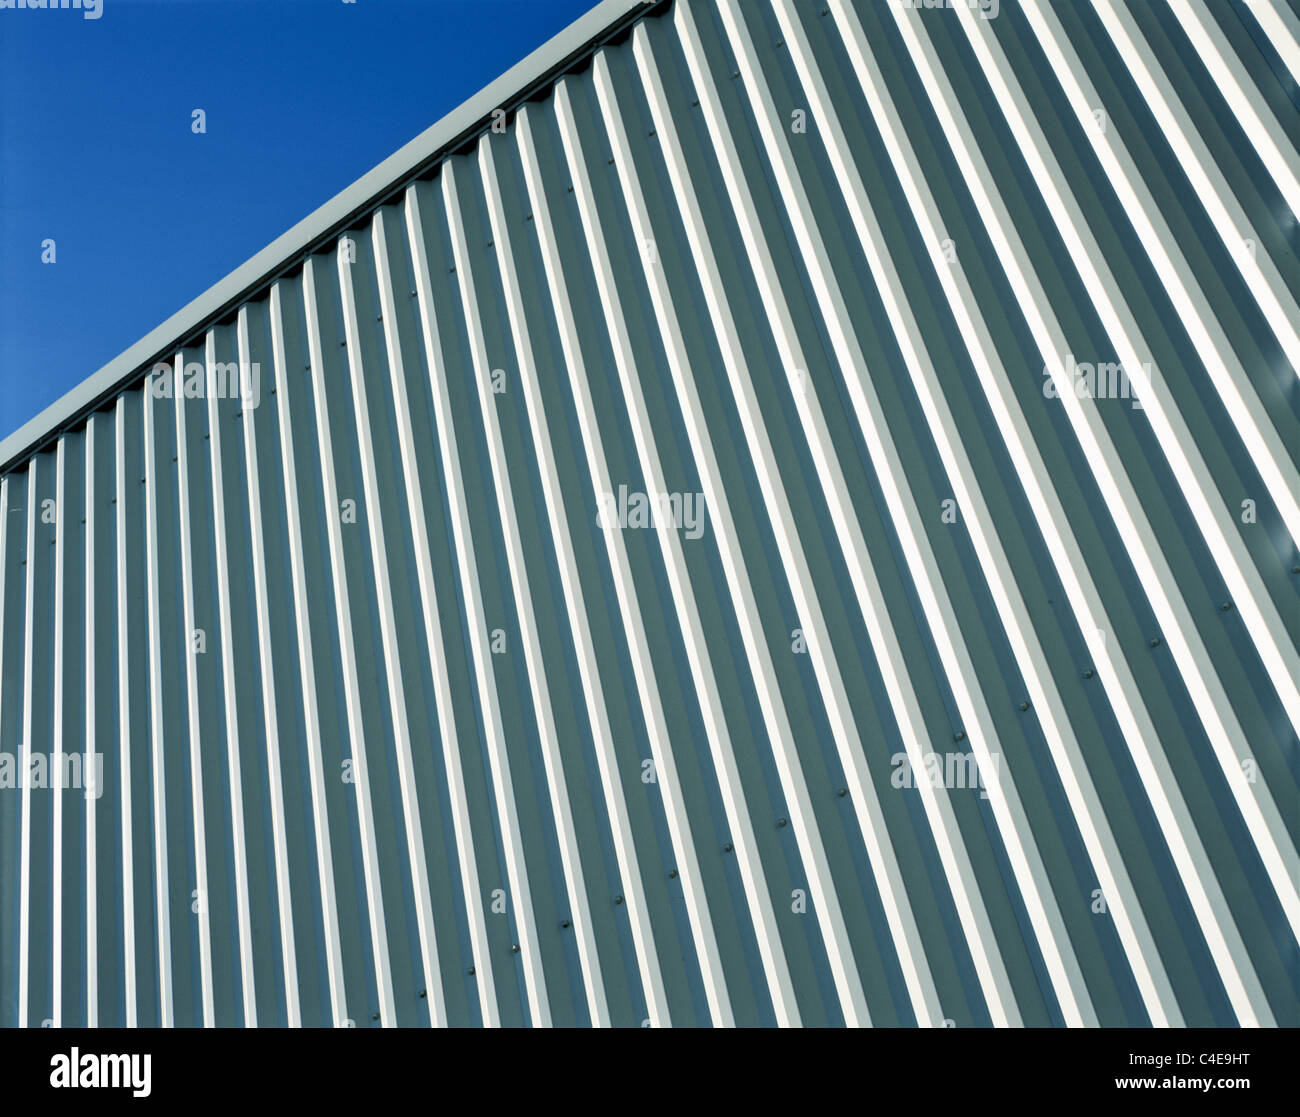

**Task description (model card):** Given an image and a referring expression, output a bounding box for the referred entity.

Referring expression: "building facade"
[1,0,1297,1026]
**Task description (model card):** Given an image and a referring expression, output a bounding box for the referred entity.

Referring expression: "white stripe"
[406,180,552,1028]
[1246,0,1300,89]
[666,3,1010,1028]
[301,256,397,1027]
[715,0,1098,1027]
[141,387,173,1027]
[890,1,1275,1026]
[476,140,672,1027]
[114,398,137,1028]
[172,351,215,1028]
[204,333,258,1025]
[515,101,734,1027]
[596,48,851,1028]
[52,439,65,1028]
[236,309,302,1027]
[950,0,1300,943]
[267,281,349,1027]
[380,206,502,1027]
[1023,0,1300,548]
[440,168,611,1026]
[84,418,98,1028]
[1169,0,1300,218]
[17,460,36,1027]
[798,0,1181,1027]
[334,231,443,1027]
[1091,0,1300,381]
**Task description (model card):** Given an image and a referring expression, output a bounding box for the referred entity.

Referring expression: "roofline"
[0,0,658,476]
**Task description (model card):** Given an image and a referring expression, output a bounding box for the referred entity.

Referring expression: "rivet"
[1292,565,1300,574]
[614,895,624,905]
[837,788,847,797]
[776,40,784,47]
[732,71,740,79]
[1018,701,1029,711]
[777,817,788,828]
[723,843,733,853]
[410,291,417,297]
[691,99,699,107]
[511,944,520,953]
[526,214,533,221]
[1150,637,1161,647]
[561,920,570,928]
[648,129,656,136]
[468,966,476,976]
[668,870,677,879]
[1220,602,1232,612]
[1083,668,1094,679]
[450,266,456,273]
[371,1012,379,1021]
[418,988,426,998]
[608,157,615,164]
[953,731,965,742]
[376,313,383,321]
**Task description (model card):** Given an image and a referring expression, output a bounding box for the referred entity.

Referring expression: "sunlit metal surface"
[1,0,1296,1027]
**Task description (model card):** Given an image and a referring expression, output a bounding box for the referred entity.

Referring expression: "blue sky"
[0,0,594,443]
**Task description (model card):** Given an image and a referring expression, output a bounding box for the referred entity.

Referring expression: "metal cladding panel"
[0,0,1297,1028]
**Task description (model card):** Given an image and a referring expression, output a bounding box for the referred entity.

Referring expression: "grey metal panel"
[0,0,1296,1027]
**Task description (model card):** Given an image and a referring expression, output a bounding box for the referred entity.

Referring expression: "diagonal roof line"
[0,0,656,477]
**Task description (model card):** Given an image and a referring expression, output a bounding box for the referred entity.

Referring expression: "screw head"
[1150,637,1161,647]
[1220,602,1232,611]
[561,920,570,929]
[777,817,788,828]
[953,731,966,742]
[837,788,847,798]
[468,966,476,976]
[1083,668,1094,679]
[668,870,678,879]
[614,895,624,905]
[371,1012,379,1021]
[418,988,426,998]
[723,843,733,853]
[1018,701,1030,711]
[511,944,520,953]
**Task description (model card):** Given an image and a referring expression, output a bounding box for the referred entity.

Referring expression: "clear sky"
[0,0,595,443]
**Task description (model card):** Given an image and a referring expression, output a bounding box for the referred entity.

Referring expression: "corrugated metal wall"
[1,0,1296,1027]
